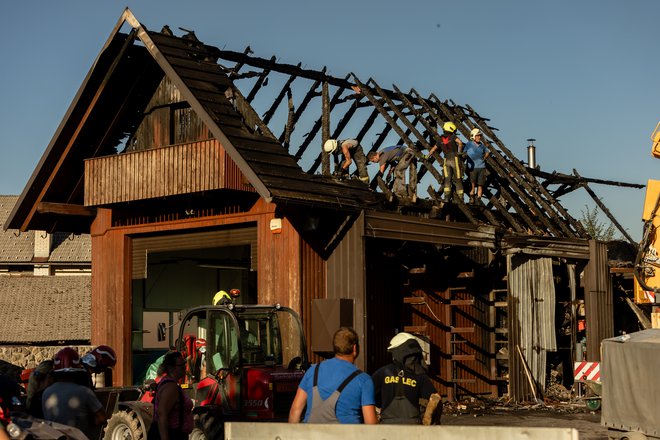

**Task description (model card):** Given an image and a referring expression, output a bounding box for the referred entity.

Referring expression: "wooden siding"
[257,214,301,311]
[84,139,254,206]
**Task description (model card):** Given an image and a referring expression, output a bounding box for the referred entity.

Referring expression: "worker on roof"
[367,144,418,202]
[323,139,370,183]
[464,128,490,204]
[427,122,464,202]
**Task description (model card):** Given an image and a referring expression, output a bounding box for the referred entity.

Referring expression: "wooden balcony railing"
[84,139,254,206]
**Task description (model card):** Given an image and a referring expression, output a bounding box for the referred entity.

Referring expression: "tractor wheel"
[191,412,224,440]
[104,410,146,440]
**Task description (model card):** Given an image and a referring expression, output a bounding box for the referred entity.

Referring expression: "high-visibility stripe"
[574,361,600,381]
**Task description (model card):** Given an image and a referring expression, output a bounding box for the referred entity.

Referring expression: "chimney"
[34,231,52,276]
[527,138,537,169]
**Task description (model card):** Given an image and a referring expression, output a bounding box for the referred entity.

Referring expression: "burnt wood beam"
[225,46,253,78]
[482,188,526,233]
[279,68,325,143]
[245,56,276,103]
[573,169,636,245]
[464,103,587,237]
[529,168,644,189]
[296,74,351,163]
[216,50,423,104]
[432,98,553,235]
[392,86,445,182]
[227,85,277,140]
[367,79,426,150]
[262,66,301,124]
[447,101,577,238]
[553,184,580,199]
[283,89,294,149]
[38,202,97,217]
[356,108,381,155]
[322,81,331,175]
[350,76,414,148]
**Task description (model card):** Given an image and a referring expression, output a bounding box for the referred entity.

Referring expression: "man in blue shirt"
[464,128,490,204]
[288,327,377,424]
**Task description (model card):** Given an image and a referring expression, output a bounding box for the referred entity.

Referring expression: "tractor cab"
[175,302,308,422]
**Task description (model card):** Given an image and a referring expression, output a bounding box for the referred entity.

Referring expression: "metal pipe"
[527,138,536,169]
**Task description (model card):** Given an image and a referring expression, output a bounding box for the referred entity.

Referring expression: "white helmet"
[387,332,417,350]
[470,128,482,140]
[323,139,338,153]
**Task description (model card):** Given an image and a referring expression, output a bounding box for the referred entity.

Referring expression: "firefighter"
[428,122,465,201]
[323,139,370,183]
[371,333,441,424]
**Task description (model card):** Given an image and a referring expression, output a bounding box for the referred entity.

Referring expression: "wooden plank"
[403,325,427,334]
[403,296,426,304]
[450,327,475,333]
[450,300,474,306]
[451,355,476,361]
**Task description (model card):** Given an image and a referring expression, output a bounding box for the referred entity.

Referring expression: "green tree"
[579,205,616,241]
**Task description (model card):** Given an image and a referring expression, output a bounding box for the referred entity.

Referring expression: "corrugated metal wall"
[301,239,326,365]
[584,240,614,361]
[507,255,557,402]
[326,213,366,370]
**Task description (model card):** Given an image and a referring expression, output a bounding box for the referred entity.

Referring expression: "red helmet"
[53,347,82,371]
[82,345,117,372]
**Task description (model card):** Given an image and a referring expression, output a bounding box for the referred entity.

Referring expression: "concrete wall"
[225,422,579,440]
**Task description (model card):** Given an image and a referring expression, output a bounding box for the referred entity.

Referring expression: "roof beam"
[37,202,97,217]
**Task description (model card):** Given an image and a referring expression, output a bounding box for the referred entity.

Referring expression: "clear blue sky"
[1,0,658,241]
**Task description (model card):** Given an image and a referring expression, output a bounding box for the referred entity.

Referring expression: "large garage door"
[131,224,257,279]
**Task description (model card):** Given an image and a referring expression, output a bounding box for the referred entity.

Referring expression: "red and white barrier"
[574,361,600,382]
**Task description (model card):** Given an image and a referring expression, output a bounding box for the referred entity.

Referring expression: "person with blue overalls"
[288,327,377,424]
[463,128,490,204]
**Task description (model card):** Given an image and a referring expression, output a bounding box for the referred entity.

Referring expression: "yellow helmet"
[323,139,338,153]
[443,122,457,133]
[212,290,231,305]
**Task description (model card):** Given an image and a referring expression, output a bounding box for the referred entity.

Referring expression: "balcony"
[84,139,254,206]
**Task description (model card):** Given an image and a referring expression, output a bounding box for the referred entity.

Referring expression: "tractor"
[103,300,308,439]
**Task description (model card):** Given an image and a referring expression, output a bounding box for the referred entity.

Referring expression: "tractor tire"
[104,409,147,440]
[191,412,224,440]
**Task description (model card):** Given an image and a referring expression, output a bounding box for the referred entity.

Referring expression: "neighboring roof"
[0,195,90,264]
[0,196,34,263]
[0,276,91,343]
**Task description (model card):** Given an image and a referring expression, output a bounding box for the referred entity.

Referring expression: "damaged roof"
[5,8,637,243]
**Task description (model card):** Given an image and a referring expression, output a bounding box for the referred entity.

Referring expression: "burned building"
[4,8,639,402]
